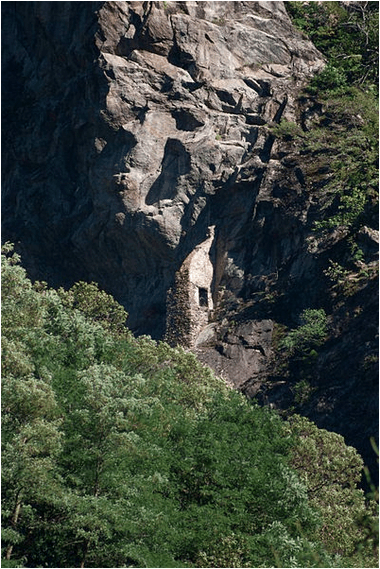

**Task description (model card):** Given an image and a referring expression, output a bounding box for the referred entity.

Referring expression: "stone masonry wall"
[165,227,215,347]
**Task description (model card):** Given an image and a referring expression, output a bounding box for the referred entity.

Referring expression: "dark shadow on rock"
[145,138,191,205]
[243,77,272,97]
[171,109,204,131]
[167,41,198,80]
[259,133,275,163]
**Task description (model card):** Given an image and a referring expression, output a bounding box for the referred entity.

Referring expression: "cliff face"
[2,2,378,473]
[2,0,323,337]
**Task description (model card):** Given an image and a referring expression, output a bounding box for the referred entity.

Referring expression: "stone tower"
[165,226,215,347]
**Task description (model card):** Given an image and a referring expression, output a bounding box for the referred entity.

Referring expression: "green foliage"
[287,1,379,90]
[324,254,378,298]
[57,281,129,335]
[2,245,376,567]
[308,63,348,96]
[1,243,45,335]
[270,120,304,141]
[293,379,316,406]
[286,2,379,234]
[167,394,334,568]
[286,416,378,567]
[324,260,350,287]
[280,309,328,356]
[305,88,378,233]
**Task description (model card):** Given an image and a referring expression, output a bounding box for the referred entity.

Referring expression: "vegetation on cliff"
[231,0,379,475]
[2,245,377,568]
[287,0,378,233]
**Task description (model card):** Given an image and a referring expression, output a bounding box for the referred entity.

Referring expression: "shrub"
[270,120,304,141]
[308,63,348,96]
[280,309,328,356]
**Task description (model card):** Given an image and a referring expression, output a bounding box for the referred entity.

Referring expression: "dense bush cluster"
[1,245,377,568]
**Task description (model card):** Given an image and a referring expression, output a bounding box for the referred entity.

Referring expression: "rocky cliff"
[2,2,378,476]
[2,0,324,335]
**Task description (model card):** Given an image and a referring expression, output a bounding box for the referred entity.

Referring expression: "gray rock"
[2,0,324,337]
[196,319,274,390]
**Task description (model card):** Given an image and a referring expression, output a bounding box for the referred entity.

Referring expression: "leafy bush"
[270,120,304,141]
[308,63,348,96]
[280,309,328,356]
[57,281,129,335]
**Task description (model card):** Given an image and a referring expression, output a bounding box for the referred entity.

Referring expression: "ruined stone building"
[165,226,215,347]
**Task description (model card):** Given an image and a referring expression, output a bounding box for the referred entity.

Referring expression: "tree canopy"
[1,244,377,568]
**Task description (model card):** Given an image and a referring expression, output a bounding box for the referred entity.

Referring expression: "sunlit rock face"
[2,1,324,337]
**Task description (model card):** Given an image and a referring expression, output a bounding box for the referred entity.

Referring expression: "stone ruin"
[165,226,215,347]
